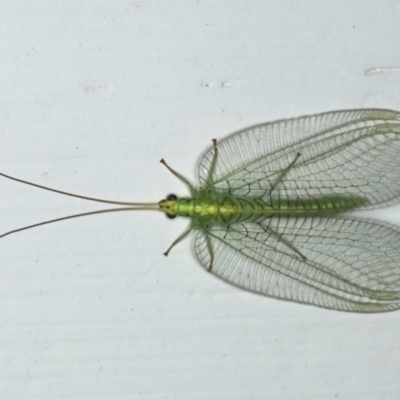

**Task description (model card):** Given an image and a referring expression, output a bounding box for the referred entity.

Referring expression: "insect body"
[2,108,400,313]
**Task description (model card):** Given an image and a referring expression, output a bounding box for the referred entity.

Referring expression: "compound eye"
[166,213,176,219]
[166,194,177,201]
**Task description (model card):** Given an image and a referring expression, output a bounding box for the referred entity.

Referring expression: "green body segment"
[160,189,368,226]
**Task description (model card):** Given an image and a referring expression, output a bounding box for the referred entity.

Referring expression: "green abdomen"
[270,196,369,216]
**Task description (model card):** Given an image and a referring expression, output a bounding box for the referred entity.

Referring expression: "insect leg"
[269,152,301,194]
[206,234,215,271]
[206,139,218,184]
[260,221,307,261]
[163,224,193,256]
[160,159,196,196]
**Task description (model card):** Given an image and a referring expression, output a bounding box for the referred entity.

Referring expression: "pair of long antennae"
[0,140,217,244]
[0,170,161,240]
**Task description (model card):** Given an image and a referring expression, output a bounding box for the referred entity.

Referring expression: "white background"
[1,1,400,399]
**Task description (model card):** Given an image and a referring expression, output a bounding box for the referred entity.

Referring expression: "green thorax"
[160,189,368,226]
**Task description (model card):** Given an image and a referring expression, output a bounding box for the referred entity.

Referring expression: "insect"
[2,109,400,313]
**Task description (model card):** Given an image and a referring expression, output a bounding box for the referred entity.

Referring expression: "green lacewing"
[2,108,400,313]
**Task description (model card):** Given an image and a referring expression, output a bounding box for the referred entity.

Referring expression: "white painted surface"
[0,1,400,399]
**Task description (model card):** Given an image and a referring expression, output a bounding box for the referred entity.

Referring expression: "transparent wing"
[194,217,400,312]
[198,109,400,208]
